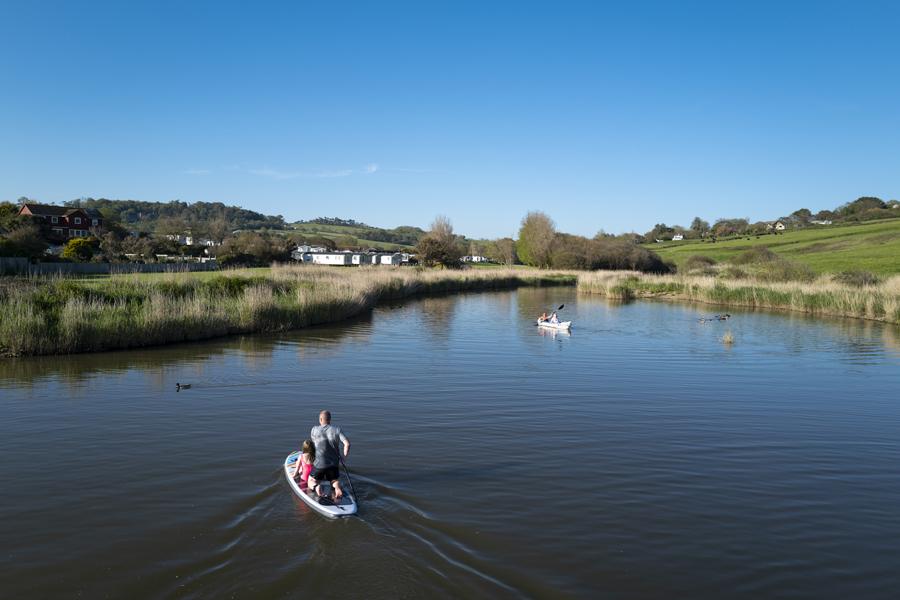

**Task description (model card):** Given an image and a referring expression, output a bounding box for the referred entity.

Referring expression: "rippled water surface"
[2,288,900,598]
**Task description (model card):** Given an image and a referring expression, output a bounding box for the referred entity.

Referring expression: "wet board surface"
[284,451,357,518]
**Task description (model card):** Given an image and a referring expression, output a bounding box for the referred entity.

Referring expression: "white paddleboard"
[537,319,572,330]
[284,451,358,518]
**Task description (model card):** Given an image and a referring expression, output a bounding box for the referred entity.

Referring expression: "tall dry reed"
[577,271,900,324]
[0,266,575,356]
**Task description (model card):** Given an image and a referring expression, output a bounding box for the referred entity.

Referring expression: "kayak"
[537,319,572,330]
[284,451,358,518]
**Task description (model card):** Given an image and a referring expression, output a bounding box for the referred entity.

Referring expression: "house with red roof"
[17,203,104,242]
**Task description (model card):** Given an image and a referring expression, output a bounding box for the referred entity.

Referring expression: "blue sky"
[1,1,898,238]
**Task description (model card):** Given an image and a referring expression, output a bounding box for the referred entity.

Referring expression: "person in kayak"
[292,439,315,486]
[308,410,350,500]
[538,311,548,323]
[549,311,559,325]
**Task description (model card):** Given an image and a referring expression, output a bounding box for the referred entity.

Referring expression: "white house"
[295,244,328,254]
[166,233,193,245]
[462,255,490,263]
[379,253,402,266]
[671,234,684,241]
[810,219,833,225]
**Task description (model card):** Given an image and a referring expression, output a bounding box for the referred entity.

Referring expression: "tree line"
[67,198,288,235]
[644,196,900,242]
[415,212,671,273]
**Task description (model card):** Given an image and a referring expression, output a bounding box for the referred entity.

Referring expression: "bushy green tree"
[690,217,710,236]
[61,237,99,261]
[517,211,556,268]
[1,223,48,259]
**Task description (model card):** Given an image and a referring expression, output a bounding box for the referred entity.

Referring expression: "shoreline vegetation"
[577,271,900,325]
[0,266,575,357]
[2,264,899,358]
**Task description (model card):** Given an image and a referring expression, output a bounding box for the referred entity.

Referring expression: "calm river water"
[2,288,900,599]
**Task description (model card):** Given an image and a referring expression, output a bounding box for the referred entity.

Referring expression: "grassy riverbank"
[577,271,900,324]
[0,265,575,357]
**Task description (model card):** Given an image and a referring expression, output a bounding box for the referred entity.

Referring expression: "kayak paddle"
[535,304,565,324]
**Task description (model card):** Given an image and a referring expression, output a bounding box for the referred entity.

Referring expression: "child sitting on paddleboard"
[293,440,315,486]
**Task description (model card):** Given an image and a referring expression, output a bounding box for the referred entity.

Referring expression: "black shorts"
[311,466,339,481]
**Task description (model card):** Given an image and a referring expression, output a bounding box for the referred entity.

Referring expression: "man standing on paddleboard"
[308,410,351,500]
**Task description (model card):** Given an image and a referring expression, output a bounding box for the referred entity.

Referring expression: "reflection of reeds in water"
[0,266,576,357]
[578,271,900,325]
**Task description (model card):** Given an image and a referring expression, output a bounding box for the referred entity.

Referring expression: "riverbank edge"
[0,268,577,357]
[576,271,900,325]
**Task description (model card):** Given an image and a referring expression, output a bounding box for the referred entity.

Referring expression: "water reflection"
[0,313,374,389]
[2,289,900,599]
[415,295,458,342]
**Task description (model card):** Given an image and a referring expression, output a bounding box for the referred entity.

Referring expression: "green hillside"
[289,220,421,250]
[647,218,900,275]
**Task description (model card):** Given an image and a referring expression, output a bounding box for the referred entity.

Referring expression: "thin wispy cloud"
[316,169,354,178]
[246,164,380,180]
[190,164,427,179]
[247,167,305,180]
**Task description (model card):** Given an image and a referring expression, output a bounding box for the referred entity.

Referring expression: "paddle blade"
[558,304,565,310]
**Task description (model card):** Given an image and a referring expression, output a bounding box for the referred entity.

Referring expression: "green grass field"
[646,219,900,275]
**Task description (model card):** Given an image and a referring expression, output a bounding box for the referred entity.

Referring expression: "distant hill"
[65,198,287,233]
[290,218,425,250]
[647,218,900,275]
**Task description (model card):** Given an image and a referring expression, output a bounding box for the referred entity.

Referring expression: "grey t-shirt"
[311,424,347,469]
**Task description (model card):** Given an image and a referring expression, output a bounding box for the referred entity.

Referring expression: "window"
[74,217,81,225]
[92,219,98,226]
[52,228,63,235]
[51,216,59,224]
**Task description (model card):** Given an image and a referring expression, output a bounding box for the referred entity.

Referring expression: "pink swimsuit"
[299,460,312,484]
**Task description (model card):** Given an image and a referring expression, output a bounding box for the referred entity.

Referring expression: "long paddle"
[338,453,359,505]
[536,304,565,324]
[329,437,359,506]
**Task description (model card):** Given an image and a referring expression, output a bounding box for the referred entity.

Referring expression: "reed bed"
[577,271,900,325]
[0,266,575,356]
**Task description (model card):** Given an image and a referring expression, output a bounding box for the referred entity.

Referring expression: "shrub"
[732,246,780,265]
[720,266,748,279]
[61,237,99,262]
[684,255,717,271]
[2,223,48,259]
[753,259,816,282]
[835,270,881,287]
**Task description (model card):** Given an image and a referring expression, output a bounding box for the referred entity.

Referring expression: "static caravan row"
[310,253,352,265]
[291,251,403,266]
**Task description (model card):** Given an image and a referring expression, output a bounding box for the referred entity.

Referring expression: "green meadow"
[647,219,900,275]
